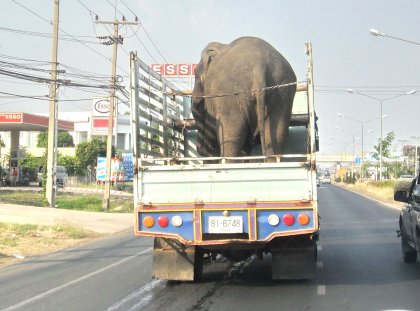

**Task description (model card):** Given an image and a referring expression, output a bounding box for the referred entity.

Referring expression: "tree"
[371,131,396,161]
[75,139,114,173]
[57,154,79,175]
[37,131,74,148]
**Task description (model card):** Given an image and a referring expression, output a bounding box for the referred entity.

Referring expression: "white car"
[322,176,331,184]
[399,175,414,180]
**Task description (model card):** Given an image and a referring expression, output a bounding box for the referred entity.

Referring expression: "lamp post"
[347,89,416,180]
[334,127,361,178]
[337,113,384,178]
[369,28,420,46]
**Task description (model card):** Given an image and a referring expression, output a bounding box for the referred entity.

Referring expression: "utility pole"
[46,0,60,207]
[96,18,137,210]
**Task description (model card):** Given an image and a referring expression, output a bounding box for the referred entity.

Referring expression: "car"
[322,176,331,184]
[395,177,420,262]
[399,174,415,180]
[37,165,68,187]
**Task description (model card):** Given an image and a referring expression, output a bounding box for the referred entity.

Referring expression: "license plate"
[208,216,243,234]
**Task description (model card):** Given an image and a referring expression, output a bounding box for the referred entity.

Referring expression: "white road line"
[0,247,153,311]
[317,285,326,296]
[126,293,154,311]
[316,261,324,268]
[317,245,322,251]
[106,279,163,311]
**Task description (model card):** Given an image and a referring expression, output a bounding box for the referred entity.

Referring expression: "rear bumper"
[135,201,318,246]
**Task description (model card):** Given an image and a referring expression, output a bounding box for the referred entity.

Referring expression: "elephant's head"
[192,42,225,105]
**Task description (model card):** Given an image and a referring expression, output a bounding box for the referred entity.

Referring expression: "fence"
[130,52,197,159]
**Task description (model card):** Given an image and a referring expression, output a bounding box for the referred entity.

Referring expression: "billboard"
[96,155,133,182]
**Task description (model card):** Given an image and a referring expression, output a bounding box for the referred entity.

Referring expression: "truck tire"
[401,233,417,263]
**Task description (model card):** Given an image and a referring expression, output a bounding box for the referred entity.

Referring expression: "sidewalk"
[0,203,133,234]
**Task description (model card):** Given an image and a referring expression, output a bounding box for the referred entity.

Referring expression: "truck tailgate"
[138,162,313,204]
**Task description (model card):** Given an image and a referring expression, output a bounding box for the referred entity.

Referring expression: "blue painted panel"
[257,210,314,240]
[139,211,194,241]
[201,210,249,234]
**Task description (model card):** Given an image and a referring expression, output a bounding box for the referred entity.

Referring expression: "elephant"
[191,36,297,158]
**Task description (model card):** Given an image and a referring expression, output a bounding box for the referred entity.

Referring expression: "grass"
[56,194,133,213]
[0,191,133,213]
[337,180,401,207]
[0,222,93,265]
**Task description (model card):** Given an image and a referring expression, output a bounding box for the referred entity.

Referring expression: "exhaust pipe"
[310,233,319,241]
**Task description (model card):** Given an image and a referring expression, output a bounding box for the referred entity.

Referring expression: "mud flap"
[152,237,203,281]
[271,239,316,280]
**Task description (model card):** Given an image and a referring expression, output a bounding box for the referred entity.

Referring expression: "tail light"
[268,214,280,226]
[283,214,295,226]
[158,216,169,228]
[298,213,310,226]
[143,216,155,228]
[171,215,183,227]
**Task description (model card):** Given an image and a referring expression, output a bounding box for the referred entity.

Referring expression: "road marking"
[317,285,326,295]
[317,245,322,251]
[106,279,163,311]
[0,247,153,311]
[316,261,324,268]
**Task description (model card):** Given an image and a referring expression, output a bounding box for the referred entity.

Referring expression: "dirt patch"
[0,223,101,267]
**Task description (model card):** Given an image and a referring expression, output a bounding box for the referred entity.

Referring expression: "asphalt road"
[1,184,420,311]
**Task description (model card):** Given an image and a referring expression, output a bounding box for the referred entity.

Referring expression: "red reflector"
[283,214,295,226]
[158,216,169,228]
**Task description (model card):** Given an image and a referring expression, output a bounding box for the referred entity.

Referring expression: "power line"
[0,90,95,102]
[11,0,119,69]
[0,26,100,44]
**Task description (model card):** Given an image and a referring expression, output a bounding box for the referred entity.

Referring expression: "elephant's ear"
[202,42,225,69]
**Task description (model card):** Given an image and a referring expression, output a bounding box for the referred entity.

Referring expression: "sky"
[0,0,419,157]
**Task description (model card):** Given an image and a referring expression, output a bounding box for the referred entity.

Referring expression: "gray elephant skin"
[192,36,297,157]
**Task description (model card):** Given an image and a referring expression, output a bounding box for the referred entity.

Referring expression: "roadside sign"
[91,97,115,136]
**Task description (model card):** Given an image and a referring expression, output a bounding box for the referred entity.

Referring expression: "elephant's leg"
[264,106,291,157]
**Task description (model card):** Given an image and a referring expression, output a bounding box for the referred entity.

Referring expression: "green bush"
[394,180,412,193]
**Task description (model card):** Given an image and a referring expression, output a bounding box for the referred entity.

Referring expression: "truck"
[129,43,319,281]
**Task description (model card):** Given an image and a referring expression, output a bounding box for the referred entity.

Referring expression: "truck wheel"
[401,233,417,263]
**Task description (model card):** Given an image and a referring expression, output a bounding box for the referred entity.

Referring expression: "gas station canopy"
[0,112,73,132]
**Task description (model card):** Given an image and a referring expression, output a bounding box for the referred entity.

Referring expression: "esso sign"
[150,64,197,77]
[92,98,110,117]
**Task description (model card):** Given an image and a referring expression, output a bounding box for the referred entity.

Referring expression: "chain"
[167,81,304,99]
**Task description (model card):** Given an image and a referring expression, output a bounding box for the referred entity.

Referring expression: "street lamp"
[335,126,361,177]
[369,28,420,46]
[347,89,416,180]
[336,113,382,178]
